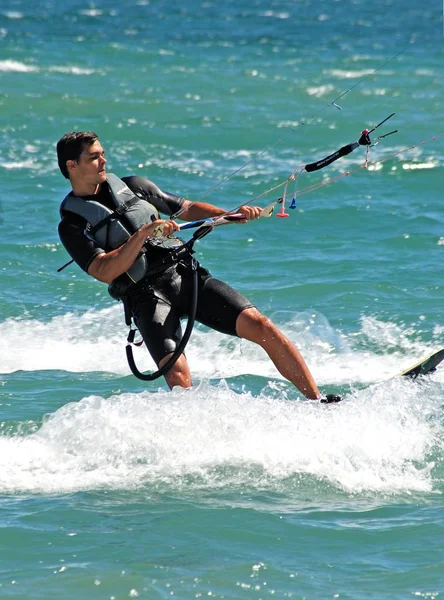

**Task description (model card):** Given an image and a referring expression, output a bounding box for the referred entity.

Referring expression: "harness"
[123,223,213,381]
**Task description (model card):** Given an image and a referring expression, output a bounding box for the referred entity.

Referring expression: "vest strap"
[90,194,142,235]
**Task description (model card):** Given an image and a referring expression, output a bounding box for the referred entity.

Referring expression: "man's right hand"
[138,219,180,240]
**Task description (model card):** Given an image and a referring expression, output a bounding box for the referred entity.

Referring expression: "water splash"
[0,377,442,496]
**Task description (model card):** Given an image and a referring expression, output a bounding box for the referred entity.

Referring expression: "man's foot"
[320,394,342,404]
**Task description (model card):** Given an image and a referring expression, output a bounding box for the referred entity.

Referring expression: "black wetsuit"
[58,176,253,364]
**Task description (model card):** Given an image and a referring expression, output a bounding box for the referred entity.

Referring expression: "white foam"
[2,11,23,19]
[0,158,40,170]
[327,68,386,79]
[0,378,441,495]
[1,307,442,496]
[0,307,128,375]
[0,60,100,75]
[48,66,97,75]
[1,309,442,388]
[0,59,38,72]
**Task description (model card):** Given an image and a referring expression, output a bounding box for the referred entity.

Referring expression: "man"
[57,131,341,402]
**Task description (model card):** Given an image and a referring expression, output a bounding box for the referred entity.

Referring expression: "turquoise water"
[1,0,444,598]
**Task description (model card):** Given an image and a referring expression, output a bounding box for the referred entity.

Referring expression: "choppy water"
[1,0,443,598]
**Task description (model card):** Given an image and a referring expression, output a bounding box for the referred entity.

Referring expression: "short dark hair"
[56,131,99,179]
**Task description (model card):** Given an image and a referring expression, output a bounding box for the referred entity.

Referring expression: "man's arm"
[123,176,262,222]
[87,219,179,284]
[178,200,262,222]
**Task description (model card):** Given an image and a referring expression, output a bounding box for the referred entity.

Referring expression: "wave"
[0,377,441,496]
[0,307,443,387]
[0,59,99,75]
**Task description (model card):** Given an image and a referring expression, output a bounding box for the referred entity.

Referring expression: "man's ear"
[66,159,77,174]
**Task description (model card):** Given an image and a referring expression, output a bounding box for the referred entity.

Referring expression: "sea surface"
[1,0,443,598]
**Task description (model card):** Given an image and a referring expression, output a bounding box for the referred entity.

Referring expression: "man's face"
[68,140,107,186]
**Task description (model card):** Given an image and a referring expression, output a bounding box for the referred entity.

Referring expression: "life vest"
[60,173,182,284]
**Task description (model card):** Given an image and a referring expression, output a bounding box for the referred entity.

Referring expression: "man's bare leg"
[159,353,192,389]
[235,307,321,399]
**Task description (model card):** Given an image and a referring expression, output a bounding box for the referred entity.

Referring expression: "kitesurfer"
[56,131,340,403]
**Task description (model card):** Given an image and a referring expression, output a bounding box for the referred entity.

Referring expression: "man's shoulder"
[59,194,88,228]
[121,175,145,185]
[59,191,83,216]
[120,175,157,195]
[119,175,183,211]
[58,211,87,235]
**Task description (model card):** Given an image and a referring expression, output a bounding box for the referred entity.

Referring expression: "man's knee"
[236,307,275,341]
[160,353,192,388]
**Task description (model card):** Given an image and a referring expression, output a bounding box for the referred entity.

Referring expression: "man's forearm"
[179,200,227,221]
[87,229,147,284]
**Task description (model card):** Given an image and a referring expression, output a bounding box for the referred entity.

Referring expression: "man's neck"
[71,181,101,197]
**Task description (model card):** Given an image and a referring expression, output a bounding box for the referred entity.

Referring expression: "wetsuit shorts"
[126,262,254,365]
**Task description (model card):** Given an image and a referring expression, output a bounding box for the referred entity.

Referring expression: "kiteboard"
[398,348,444,379]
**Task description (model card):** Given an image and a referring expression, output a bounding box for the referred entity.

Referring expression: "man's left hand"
[238,205,262,221]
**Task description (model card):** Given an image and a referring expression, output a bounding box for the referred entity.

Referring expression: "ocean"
[1,0,443,598]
